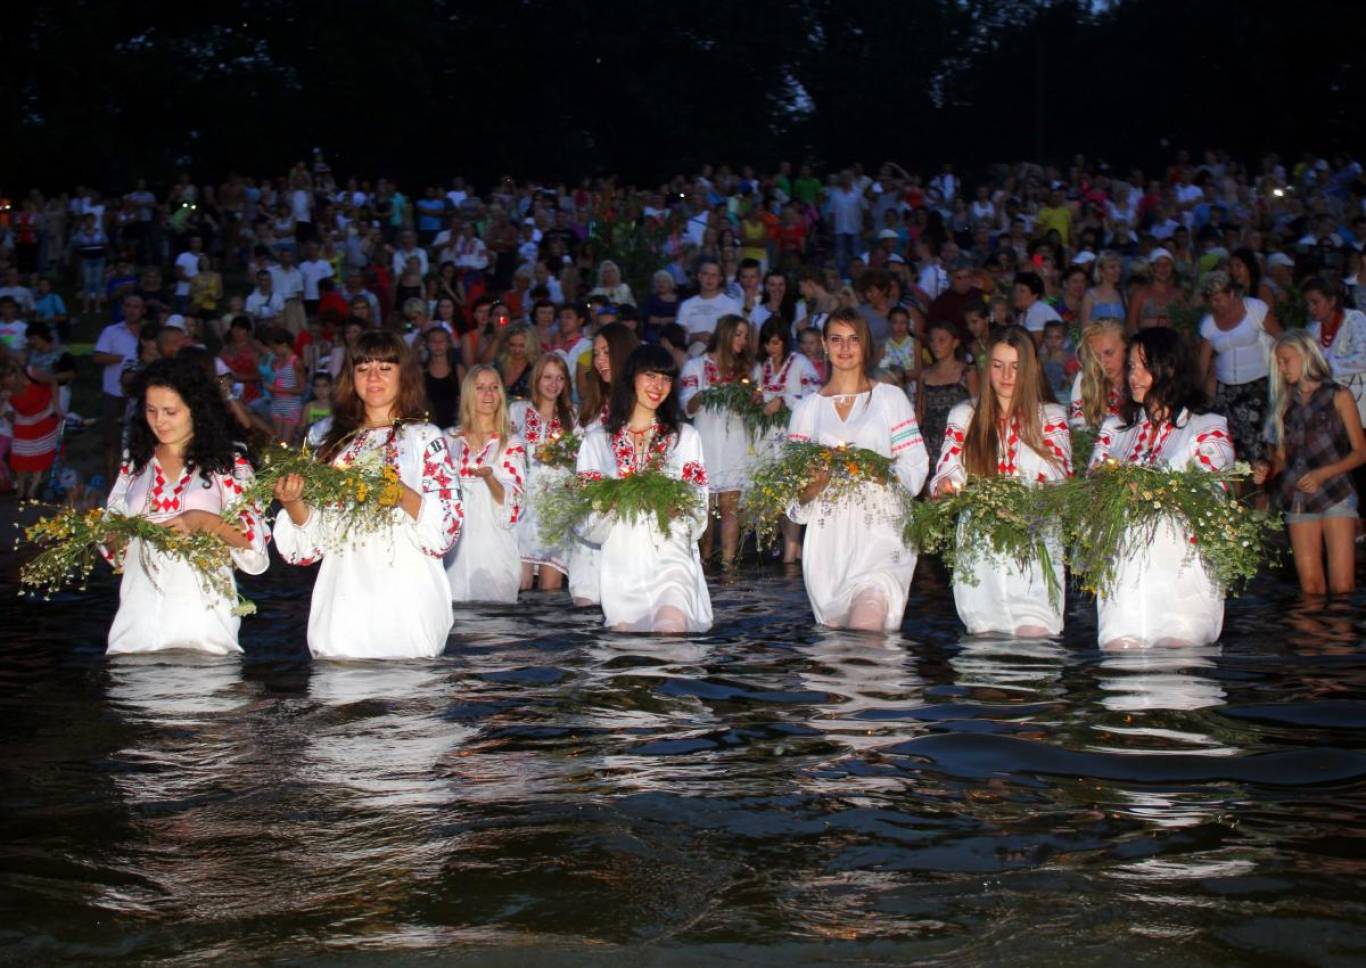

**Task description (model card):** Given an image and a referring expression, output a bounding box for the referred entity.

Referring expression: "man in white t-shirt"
[291,185,313,241]
[271,248,305,302]
[826,171,867,278]
[173,236,203,310]
[1014,271,1061,346]
[298,241,333,315]
[0,267,35,313]
[676,260,741,354]
[390,229,430,278]
[92,293,147,481]
[245,270,285,325]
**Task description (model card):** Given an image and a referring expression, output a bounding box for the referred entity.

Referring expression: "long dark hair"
[963,326,1063,478]
[758,316,792,366]
[1121,327,1207,428]
[128,356,239,484]
[579,322,639,428]
[319,330,429,461]
[607,344,683,439]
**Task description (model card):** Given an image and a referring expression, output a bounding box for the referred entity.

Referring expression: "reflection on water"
[1,560,1365,964]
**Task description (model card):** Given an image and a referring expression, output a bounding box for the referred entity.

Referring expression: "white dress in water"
[785,384,930,631]
[930,401,1072,636]
[104,452,270,655]
[1089,409,1234,647]
[752,351,821,454]
[443,431,526,603]
[566,407,608,606]
[273,423,463,659]
[508,401,570,576]
[680,354,754,493]
[575,421,714,633]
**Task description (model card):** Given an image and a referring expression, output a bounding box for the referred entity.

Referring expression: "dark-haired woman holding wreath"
[104,356,271,655]
[1089,327,1234,648]
[575,344,713,634]
[272,331,463,659]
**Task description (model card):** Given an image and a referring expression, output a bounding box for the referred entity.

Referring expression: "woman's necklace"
[831,381,869,406]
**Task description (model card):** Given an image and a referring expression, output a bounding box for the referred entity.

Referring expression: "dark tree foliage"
[2,0,1361,193]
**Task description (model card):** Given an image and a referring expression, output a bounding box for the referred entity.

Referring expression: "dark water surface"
[2,547,1365,966]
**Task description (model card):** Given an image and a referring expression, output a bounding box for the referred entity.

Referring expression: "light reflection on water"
[0,559,1364,964]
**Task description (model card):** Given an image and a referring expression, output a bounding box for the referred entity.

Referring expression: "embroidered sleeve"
[1040,416,1074,481]
[413,431,464,556]
[221,454,271,575]
[98,455,136,567]
[886,389,929,495]
[496,442,528,529]
[1088,423,1117,471]
[929,406,969,492]
[1192,423,1234,473]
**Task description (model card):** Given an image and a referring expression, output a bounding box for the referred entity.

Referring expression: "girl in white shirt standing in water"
[784,308,930,632]
[444,365,527,604]
[575,344,713,634]
[930,326,1072,637]
[509,354,577,592]
[273,331,463,660]
[567,323,638,606]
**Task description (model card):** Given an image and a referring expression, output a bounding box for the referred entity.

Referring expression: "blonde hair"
[494,322,538,374]
[1092,251,1122,286]
[457,364,510,446]
[1077,318,1127,429]
[963,325,1065,478]
[1267,329,1335,448]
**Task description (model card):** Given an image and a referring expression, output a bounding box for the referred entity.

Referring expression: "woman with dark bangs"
[272,331,464,659]
[930,326,1072,637]
[567,322,639,607]
[1089,327,1234,648]
[575,345,713,634]
[104,356,271,655]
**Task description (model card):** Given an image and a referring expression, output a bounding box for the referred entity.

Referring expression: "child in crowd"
[881,305,919,402]
[798,327,827,383]
[264,328,305,442]
[305,372,334,430]
[988,295,1012,328]
[1039,319,1078,403]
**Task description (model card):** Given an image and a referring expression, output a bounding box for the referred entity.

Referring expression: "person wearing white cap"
[1264,252,1296,304]
[1126,247,1187,333]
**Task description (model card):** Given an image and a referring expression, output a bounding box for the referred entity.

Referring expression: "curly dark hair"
[127,356,240,484]
[1120,327,1208,429]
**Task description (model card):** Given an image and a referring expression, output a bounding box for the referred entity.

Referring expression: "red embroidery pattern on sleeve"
[681,461,708,486]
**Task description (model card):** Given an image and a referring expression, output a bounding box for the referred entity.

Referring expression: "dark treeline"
[4,0,1363,192]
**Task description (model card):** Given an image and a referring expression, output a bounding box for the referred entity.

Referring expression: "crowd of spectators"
[1,147,1364,497]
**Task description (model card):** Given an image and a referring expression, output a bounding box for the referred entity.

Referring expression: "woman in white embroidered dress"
[1089,327,1235,648]
[509,354,576,591]
[753,316,822,562]
[567,323,638,606]
[786,308,930,632]
[273,331,463,659]
[444,365,526,603]
[930,326,1072,636]
[680,313,756,567]
[105,357,270,655]
[576,344,713,634]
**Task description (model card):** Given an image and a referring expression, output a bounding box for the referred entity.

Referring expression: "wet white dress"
[785,384,930,631]
[576,422,713,633]
[1089,409,1234,647]
[680,354,754,493]
[930,401,1072,636]
[273,423,463,659]
[443,431,526,603]
[104,452,271,655]
[509,401,570,576]
[566,409,606,605]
